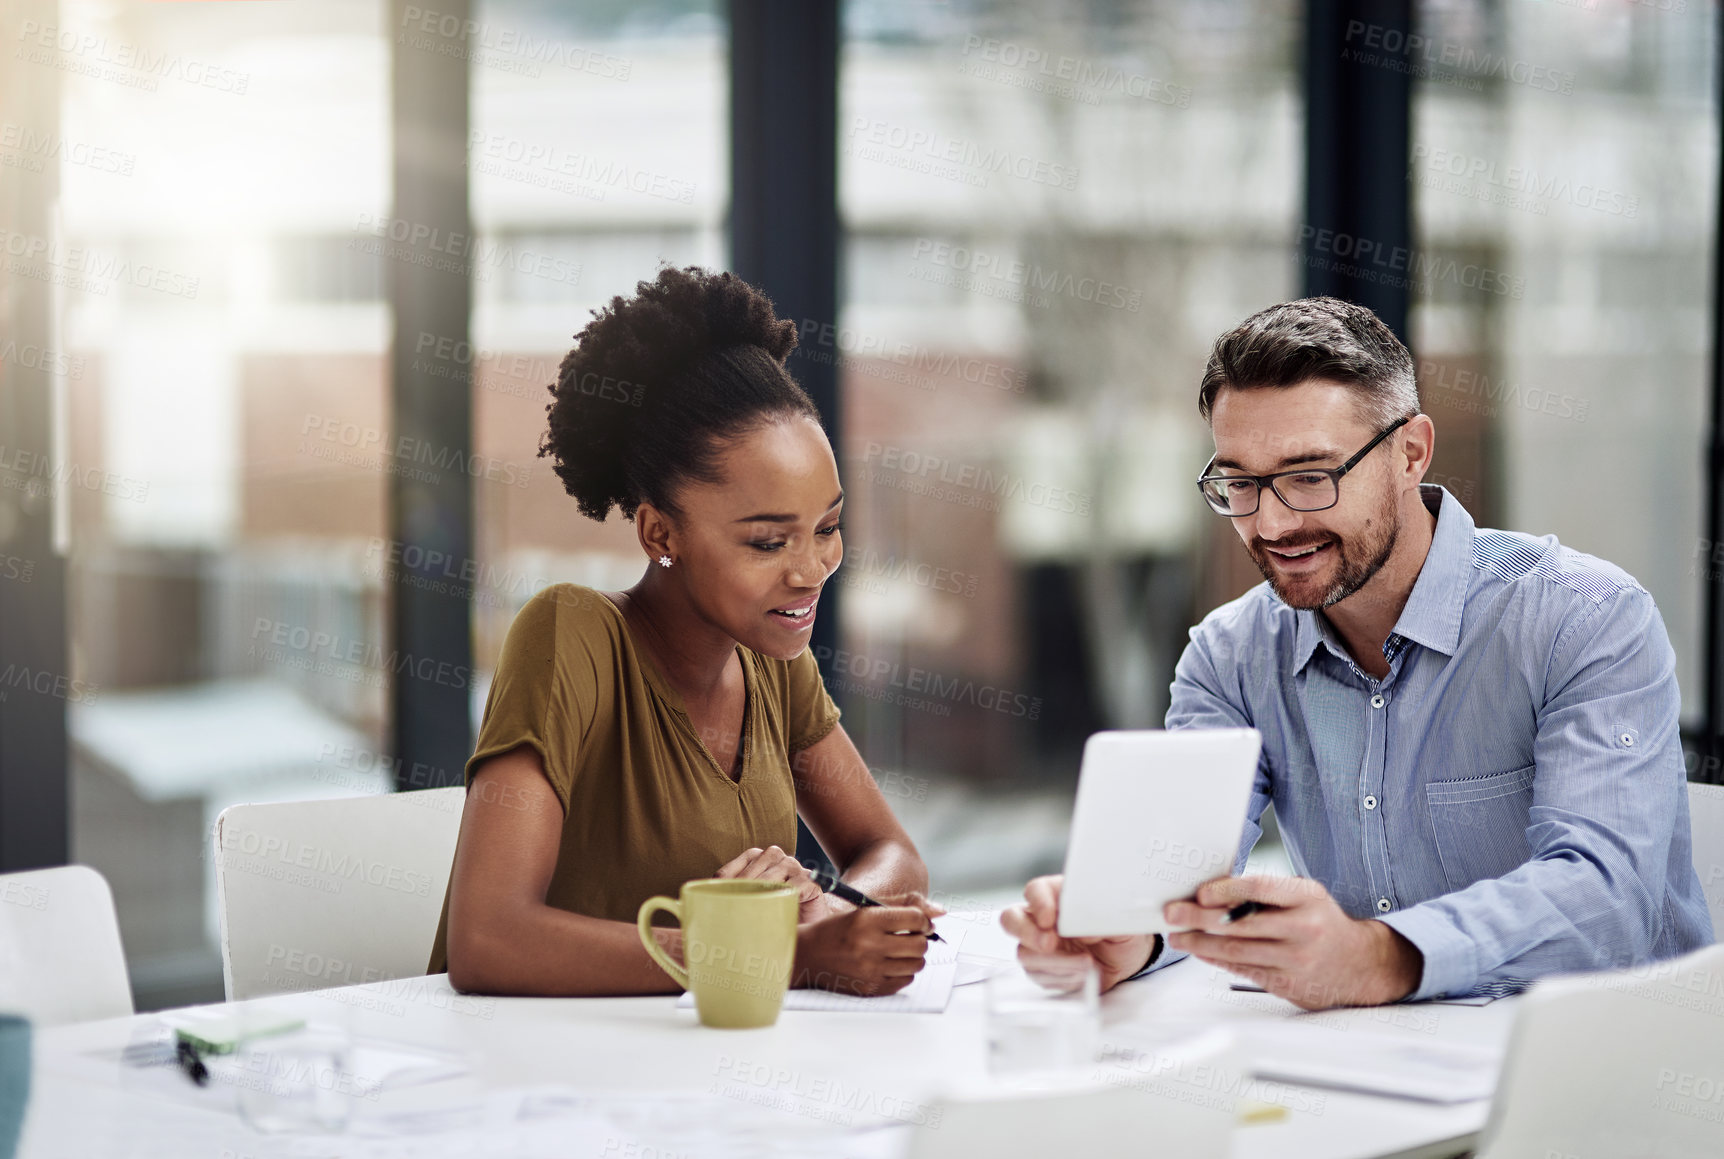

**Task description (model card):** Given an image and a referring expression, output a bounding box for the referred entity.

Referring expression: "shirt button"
[1377,898,1392,913]
[1363,795,1378,810]
[1620,733,1635,747]
[1370,694,1385,709]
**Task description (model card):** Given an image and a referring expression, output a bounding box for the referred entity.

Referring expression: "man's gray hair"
[1198,297,1419,427]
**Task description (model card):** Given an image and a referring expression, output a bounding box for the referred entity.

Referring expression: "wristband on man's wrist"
[1126,934,1163,980]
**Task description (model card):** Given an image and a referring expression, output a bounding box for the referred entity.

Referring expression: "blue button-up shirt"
[1158,484,1713,999]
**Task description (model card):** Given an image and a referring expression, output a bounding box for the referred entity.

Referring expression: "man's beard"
[1247,488,1401,610]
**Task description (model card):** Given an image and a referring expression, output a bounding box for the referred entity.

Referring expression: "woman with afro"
[426,267,938,996]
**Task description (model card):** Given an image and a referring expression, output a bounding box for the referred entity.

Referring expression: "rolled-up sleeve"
[1380,585,1700,999]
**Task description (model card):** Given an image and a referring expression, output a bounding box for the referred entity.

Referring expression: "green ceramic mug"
[638,878,798,1028]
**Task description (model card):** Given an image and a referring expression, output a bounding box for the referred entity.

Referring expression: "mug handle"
[637,896,690,990]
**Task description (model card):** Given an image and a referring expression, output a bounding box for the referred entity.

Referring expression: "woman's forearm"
[832,837,930,902]
[447,901,685,997]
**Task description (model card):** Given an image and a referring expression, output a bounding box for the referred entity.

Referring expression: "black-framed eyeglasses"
[1195,416,1411,518]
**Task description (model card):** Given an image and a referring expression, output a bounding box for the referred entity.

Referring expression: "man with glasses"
[1004,297,1712,1008]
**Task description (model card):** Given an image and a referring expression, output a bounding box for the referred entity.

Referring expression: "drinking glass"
[230,1017,355,1134]
[985,959,1101,1075]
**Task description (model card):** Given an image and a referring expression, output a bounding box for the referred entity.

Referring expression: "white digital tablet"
[1056,728,1262,938]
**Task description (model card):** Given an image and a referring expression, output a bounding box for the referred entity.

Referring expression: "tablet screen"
[1056,728,1262,938]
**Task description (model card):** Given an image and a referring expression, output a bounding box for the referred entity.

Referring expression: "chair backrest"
[1476,943,1724,1159]
[906,1028,1237,1159]
[1689,781,1724,936]
[212,788,464,1001]
[0,865,132,1027]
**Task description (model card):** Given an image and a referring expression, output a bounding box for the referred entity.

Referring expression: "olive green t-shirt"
[425,583,841,975]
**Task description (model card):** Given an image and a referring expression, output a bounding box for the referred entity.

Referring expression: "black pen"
[1221,900,1273,924]
[810,866,944,942]
[175,1039,209,1087]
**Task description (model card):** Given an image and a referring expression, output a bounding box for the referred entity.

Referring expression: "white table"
[17,913,1518,1159]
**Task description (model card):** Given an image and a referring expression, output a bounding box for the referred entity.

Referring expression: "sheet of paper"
[112,1019,469,1106]
[1427,993,1500,1007]
[952,959,999,987]
[1228,982,1500,1007]
[1242,1023,1501,1104]
[678,927,966,1014]
[347,1085,908,1156]
[348,1040,470,1092]
[106,1040,895,1155]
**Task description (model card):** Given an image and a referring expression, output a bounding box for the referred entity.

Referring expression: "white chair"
[0,865,133,1026]
[212,788,464,1001]
[1690,781,1724,936]
[906,1028,1237,1159]
[1477,943,1724,1159]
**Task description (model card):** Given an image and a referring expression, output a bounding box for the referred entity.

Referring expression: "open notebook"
[677,923,966,1014]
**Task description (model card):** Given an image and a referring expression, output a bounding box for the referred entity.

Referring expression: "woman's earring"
[658,555,673,568]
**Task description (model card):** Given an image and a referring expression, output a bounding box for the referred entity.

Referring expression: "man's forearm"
[1378,853,1662,1000]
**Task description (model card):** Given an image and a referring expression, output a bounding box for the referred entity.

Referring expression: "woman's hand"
[792,901,936,997]
[714,845,827,923]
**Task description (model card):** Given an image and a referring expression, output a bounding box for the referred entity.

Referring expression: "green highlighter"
[172,1012,305,1056]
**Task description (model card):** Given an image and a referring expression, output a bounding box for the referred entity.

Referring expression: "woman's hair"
[539,265,822,523]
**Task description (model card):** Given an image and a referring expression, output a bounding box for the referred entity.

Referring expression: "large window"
[466,0,727,694]
[1410,0,1715,728]
[48,0,393,1010]
[837,0,1304,890]
[7,0,1717,1009]
[42,0,728,1011]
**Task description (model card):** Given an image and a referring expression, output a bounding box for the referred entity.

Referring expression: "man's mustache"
[1252,535,1338,555]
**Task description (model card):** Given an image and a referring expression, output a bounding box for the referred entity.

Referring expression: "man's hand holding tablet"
[1164,875,1423,1009]
[1002,728,1248,992]
[1004,872,1423,1007]
[1001,875,1160,992]
[999,728,1424,1009]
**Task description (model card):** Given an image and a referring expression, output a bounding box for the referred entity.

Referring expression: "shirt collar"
[1291,484,1472,674]
[1389,484,1472,658]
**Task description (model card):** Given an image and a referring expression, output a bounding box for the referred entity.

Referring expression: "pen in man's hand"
[1221,900,1272,924]
[809,865,944,942]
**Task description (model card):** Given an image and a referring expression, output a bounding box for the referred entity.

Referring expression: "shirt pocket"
[1424,764,1536,894]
